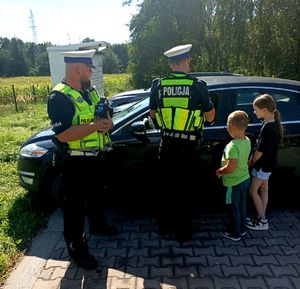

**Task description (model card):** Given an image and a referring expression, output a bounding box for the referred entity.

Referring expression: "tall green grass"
[0,103,50,284]
[0,74,133,106]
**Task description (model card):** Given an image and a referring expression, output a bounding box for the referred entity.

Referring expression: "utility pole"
[29,9,38,44]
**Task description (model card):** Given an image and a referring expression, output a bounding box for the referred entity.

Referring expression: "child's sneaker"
[220,231,241,241]
[246,215,268,223]
[246,217,269,230]
[245,215,255,222]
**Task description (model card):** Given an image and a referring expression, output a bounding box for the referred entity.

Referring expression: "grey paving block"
[138,256,161,267]
[98,256,116,267]
[238,276,267,289]
[286,237,300,246]
[95,239,119,249]
[237,245,260,255]
[290,277,300,289]
[258,245,283,255]
[230,255,255,266]
[150,266,174,278]
[184,255,208,266]
[207,255,231,266]
[188,276,214,289]
[139,239,160,248]
[270,264,299,277]
[264,276,295,289]
[265,237,290,246]
[275,254,300,265]
[161,256,184,266]
[128,247,149,257]
[172,247,194,257]
[213,276,241,289]
[106,247,128,257]
[252,255,279,265]
[245,264,273,277]
[3,207,300,289]
[198,265,223,278]
[221,264,248,277]
[150,247,171,257]
[174,266,198,278]
[243,237,268,246]
[215,246,239,256]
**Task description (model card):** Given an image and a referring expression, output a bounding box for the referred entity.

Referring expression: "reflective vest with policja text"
[154,73,205,133]
[52,83,111,150]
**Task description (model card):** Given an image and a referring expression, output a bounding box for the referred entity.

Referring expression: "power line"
[29,9,38,44]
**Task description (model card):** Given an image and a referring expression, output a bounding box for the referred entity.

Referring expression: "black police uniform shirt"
[253,121,280,172]
[149,72,214,113]
[47,83,93,135]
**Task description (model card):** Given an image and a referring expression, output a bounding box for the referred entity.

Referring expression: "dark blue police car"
[17,75,300,208]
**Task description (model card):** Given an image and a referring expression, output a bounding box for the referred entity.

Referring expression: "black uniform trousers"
[156,135,199,237]
[61,155,107,245]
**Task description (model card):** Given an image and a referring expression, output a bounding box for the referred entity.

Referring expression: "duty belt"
[68,150,99,157]
[162,131,197,141]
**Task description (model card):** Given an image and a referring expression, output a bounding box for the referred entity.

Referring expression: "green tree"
[127,0,300,85]
[102,46,120,73]
[111,43,129,73]
[9,38,28,76]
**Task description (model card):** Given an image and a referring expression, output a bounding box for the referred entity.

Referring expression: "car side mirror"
[131,121,151,143]
[131,120,146,135]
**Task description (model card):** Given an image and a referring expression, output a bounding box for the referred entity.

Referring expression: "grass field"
[0,74,133,285]
[0,74,133,107]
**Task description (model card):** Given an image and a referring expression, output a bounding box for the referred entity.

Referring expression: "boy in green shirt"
[216,110,251,241]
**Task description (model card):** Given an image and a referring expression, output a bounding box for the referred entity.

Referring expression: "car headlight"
[20,143,48,158]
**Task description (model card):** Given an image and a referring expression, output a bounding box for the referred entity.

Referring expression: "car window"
[209,89,236,126]
[269,91,300,121]
[236,89,300,123]
[236,90,260,123]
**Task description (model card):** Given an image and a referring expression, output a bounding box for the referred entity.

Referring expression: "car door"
[233,86,300,177]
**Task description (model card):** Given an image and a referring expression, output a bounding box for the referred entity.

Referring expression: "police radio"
[94,98,113,119]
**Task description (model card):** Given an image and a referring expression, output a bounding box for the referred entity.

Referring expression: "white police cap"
[62,49,96,68]
[164,44,192,61]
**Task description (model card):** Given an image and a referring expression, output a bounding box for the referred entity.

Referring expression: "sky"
[0,0,139,46]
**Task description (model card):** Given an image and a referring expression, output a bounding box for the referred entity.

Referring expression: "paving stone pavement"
[2,207,300,289]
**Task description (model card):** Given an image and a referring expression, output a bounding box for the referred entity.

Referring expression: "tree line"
[0,37,129,77]
[127,0,300,87]
[1,0,299,88]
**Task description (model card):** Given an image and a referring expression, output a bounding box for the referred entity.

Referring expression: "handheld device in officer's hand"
[95,98,113,119]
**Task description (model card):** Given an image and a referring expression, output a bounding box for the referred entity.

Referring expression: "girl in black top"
[246,94,284,230]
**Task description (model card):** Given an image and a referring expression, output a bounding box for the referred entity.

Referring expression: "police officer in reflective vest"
[149,44,215,242]
[47,49,118,270]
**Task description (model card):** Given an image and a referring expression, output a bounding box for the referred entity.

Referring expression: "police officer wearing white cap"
[149,44,215,242]
[47,49,118,270]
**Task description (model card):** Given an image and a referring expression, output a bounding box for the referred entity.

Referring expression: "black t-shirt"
[254,121,280,172]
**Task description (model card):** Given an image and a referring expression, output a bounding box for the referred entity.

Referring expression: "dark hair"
[253,94,284,145]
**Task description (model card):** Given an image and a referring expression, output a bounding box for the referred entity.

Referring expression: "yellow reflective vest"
[154,73,205,132]
[52,83,110,150]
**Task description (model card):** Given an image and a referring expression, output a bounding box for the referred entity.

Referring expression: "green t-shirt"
[221,137,251,187]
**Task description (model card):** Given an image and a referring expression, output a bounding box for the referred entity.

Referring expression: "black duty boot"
[68,237,98,270]
[175,221,193,243]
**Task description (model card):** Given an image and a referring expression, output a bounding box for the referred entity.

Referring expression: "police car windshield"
[112,97,149,125]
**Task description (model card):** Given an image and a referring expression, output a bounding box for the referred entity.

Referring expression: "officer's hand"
[95,116,113,133]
